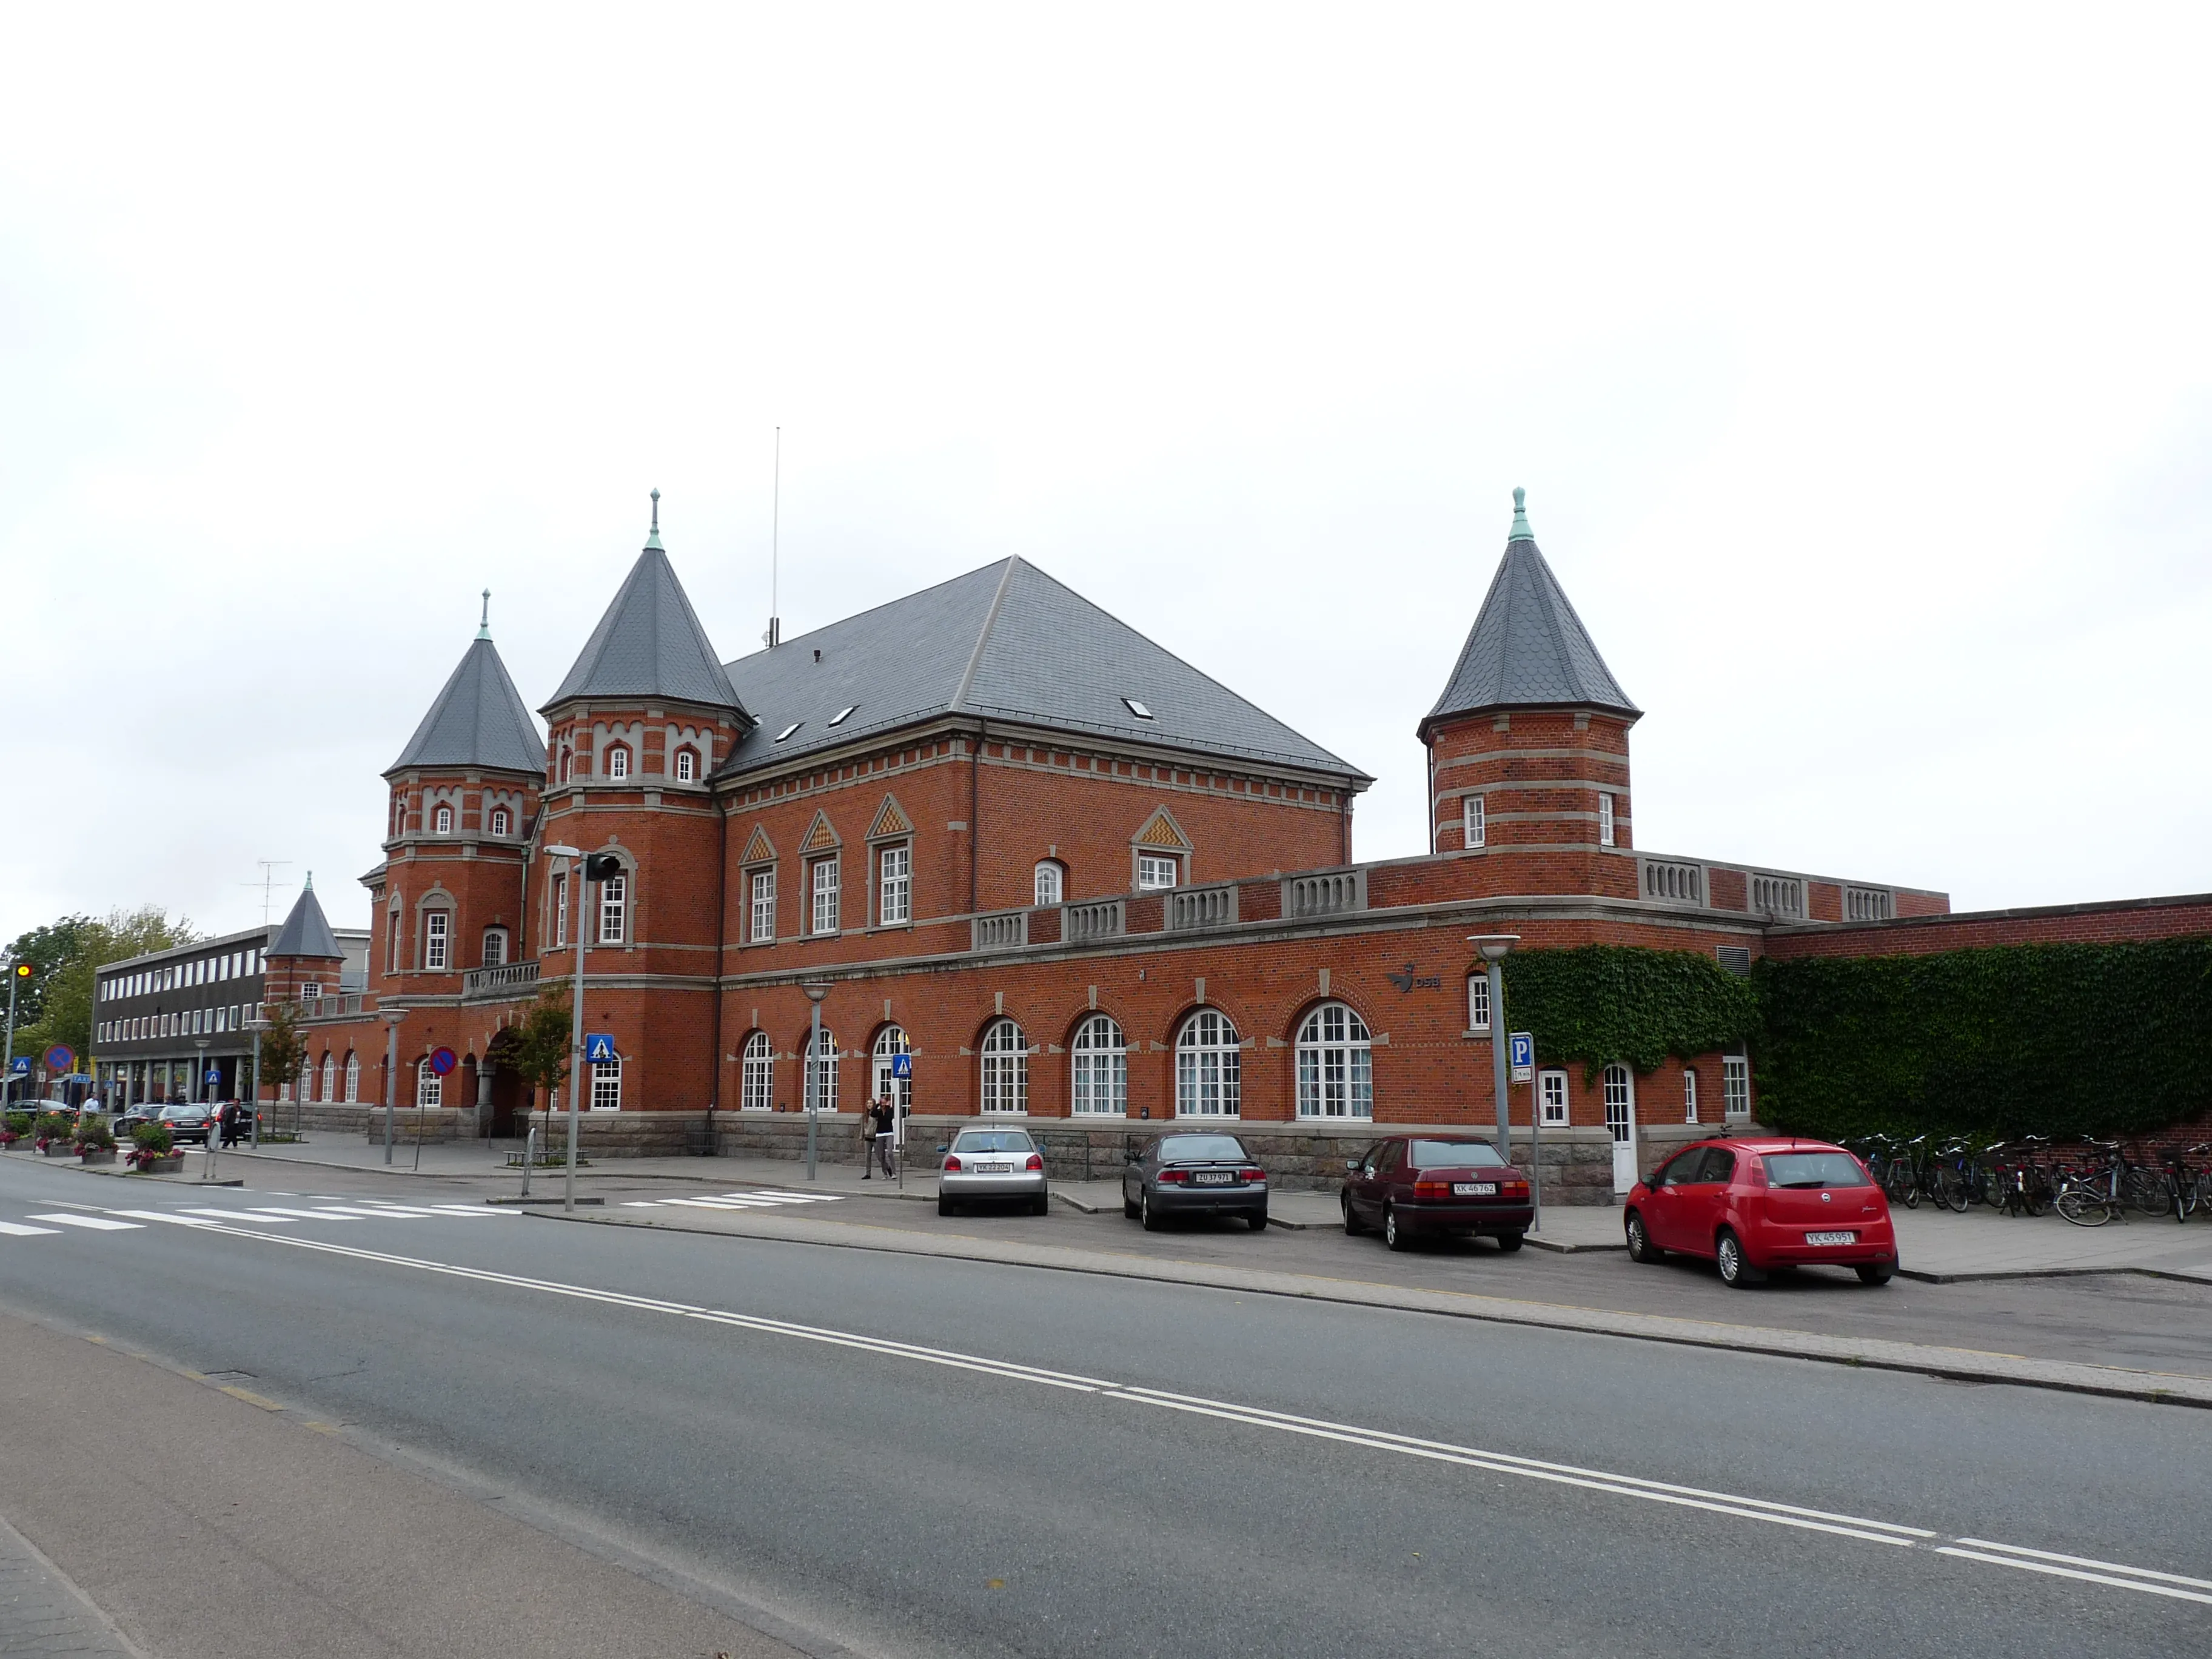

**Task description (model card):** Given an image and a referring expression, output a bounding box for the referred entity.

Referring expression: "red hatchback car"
[1623,1138,1898,1287]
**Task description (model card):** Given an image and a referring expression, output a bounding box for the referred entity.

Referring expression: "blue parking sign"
[890,1052,911,1079]
[585,1033,618,1064]
[1509,1031,1535,1084]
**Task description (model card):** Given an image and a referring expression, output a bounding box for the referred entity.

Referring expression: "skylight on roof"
[775,722,803,742]
[1123,697,1154,720]
[828,705,857,727]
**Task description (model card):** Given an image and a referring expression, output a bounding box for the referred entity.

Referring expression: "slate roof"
[269,881,344,960]
[545,543,748,716]
[387,636,547,776]
[719,558,1363,780]
[1422,492,1639,734]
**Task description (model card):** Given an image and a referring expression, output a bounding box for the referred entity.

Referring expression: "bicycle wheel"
[1938,1167,1971,1214]
[2127,1171,2171,1218]
[2055,1186,2112,1227]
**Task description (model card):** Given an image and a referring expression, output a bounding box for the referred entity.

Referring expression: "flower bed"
[127,1122,180,1173]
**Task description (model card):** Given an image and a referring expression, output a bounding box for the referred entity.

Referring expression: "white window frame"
[490,807,511,836]
[591,1056,622,1110]
[434,804,453,835]
[1034,861,1064,906]
[1723,1056,1751,1119]
[1463,793,1485,849]
[598,871,627,945]
[1683,1067,1699,1125]
[416,1062,442,1108]
[741,1031,774,1111]
[1598,792,1617,848]
[344,1052,360,1102]
[552,874,568,949]
[979,1018,1028,1115]
[1538,1069,1569,1127]
[1176,1009,1242,1118]
[1295,1002,1372,1120]
[811,857,840,936]
[804,1028,838,1113]
[320,1053,337,1102]
[1070,1013,1127,1116]
[749,868,776,943]
[871,1025,911,1113]
[1466,973,1491,1033]
[607,745,630,780]
[423,910,450,971]
[1603,1064,1634,1141]
[482,928,508,968]
[675,748,697,782]
[1137,854,1179,891]
[878,843,911,926]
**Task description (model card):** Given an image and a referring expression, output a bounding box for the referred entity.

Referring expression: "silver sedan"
[937,1125,1050,1216]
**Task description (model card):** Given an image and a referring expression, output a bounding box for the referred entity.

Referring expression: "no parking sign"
[428,1047,458,1076]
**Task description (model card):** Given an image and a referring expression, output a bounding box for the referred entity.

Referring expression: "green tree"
[504,987,574,1144]
[256,1000,309,1111]
[7,908,197,1085]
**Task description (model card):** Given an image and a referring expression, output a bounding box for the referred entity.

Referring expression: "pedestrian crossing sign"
[890,1053,911,1079]
[585,1033,618,1063]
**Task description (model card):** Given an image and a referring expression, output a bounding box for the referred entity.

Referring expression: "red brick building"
[267,488,2206,1199]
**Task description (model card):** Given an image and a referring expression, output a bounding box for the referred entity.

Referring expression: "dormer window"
[434,805,454,836]
[607,746,630,780]
[674,748,697,782]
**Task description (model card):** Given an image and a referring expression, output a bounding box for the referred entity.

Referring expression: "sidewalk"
[0,1512,141,1658]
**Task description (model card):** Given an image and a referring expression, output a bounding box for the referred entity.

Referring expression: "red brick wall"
[1427,709,1634,853]
[1762,895,2212,960]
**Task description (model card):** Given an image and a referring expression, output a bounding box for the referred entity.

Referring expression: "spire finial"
[304,870,313,891]
[1509,486,1533,541]
[645,488,663,550]
[477,589,491,640]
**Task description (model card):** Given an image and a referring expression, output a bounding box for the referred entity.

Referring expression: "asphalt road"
[1,1153,2207,1659]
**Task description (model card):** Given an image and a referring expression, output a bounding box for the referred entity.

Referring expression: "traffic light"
[10,962,29,982]
[583,854,624,883]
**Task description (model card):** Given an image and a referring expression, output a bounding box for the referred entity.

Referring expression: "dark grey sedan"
[1122,1133,1269,1231]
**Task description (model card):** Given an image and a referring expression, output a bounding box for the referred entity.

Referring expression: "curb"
[529,1207,2212,1410]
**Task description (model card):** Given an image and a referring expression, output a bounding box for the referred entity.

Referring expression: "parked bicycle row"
[1842,1132,2211,1227]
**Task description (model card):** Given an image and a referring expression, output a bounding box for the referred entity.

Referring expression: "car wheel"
[1624,1210,1663,1264]
[1855,1263,1895,1286]
[1031,1194,1050,1216]
[1141,1190,1164,1232]
[937,1196,955,1217]
[1384,1202,1412,1252]
[1342,1194,1365,1235]
[1494,1231,1524,1253]
[1248,1210,1269,1232]
[1715,1228,1763,1287]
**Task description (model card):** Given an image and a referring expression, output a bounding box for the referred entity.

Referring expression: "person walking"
[871,1092,897,1179]
[859,1091,880,1178]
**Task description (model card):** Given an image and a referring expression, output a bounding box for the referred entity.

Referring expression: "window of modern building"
[598,873,627,944]
[1463,794,1486,849]
[980,1018,1028,1114]
[424,910,450,970]
[811,857,840,935]
[741,1031,774,1110]
[1598,793,1617,848]
[1034,861,1064,907]
[674,748,697,782]
[804,1027,838,1113]
[344,1052,360,1102]
[749,868,776,943]
[1137,854,1179,891]
[1683,1067,1699,1124]
[482,928,508,968]
[879,843,911,926]
[1723,1056,1751,1119]
[872,1025,910,1112]
[417,1061,442,1108]
[435,805,454,835]
[1296,1002,1372,1119]
[1539,1070,1569,1127]
[1176,1009,1241,1117]
[490,807,511,836]
[592,1056,622,1110]
[607,745,630,780]
[1466,972,1491,1033]
[1071,1013,1127,1116]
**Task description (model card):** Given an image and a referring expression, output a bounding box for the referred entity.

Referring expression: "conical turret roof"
[544,494,748,716]
[269,878,343,960]
[1422,489,1638,736]
[387,632,547,776]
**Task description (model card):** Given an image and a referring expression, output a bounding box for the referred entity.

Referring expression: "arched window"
[1176,1010,1241,1117]
[560,749,574,783]
[434,804,454,835]
[607,745,630,780]
[741,1031,774,1111]
[343,1052,360,1103]
[490,807,511,837]
[424,908,451,970]
[1034,861,1064,906]
[597,872,627,944]
[675,748,697,782]
[482,928,508,968]
[803,1027,838,1113]
[980,1018,1027,1114]
[417,1061,442,1108]
[1295,1002,1372,1119]
[591,1054,622,1110]
[872,1025,910,1112]
[320,1052,337,1104]
[1071,1014,1126,1116]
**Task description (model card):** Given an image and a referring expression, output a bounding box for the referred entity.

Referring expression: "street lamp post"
[543,844,589,1216]
[802,982,830,1181]
[380,1006,407,1164]
[1469,935,1520,1167]
[244,1013,266,1150]
[195,1039,213,1178]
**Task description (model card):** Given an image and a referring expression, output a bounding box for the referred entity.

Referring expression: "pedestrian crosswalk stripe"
[0,1220,63,1237]
[25,1214,142,1232]
[623,1190,847,1214]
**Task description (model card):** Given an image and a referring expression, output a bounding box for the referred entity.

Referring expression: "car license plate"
[976,1161,1012,1174]
[1805,1230,1857,1246]
[1193,1171,1233,1185]
[1453,1182,1498,1196]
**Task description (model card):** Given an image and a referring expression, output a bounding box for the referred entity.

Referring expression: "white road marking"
[662,1198,777,1211]
[25,1214,141,1232]
[91,1215,2203,1609]
[0,1221,63,1237]
[742,1191,845,1204]
[109,1210,225,1227]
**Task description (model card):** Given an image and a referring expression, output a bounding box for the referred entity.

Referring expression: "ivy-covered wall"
[1751,938,2212,1141]
[1499,945,1759,1083]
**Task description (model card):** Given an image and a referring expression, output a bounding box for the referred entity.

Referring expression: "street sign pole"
[1470,936,1519,1167]
[1512,1031,1543,1231]
[2,962,19,1111]
[568,865,586,1215]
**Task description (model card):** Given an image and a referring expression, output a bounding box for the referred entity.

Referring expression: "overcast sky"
[4,5,2207,943]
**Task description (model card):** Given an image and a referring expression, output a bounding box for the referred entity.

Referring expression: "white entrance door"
[1603,1064,1637,1195]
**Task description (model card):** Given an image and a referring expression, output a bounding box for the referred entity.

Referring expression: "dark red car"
[1341,1136,1533,1252]
[1624,1137,1898,1287]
